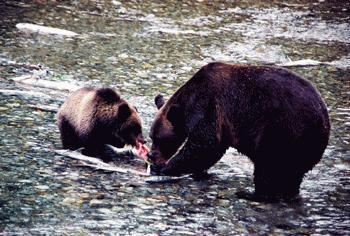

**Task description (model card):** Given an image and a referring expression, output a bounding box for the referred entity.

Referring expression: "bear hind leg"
[237,163,304,202]
[256,166,303,200]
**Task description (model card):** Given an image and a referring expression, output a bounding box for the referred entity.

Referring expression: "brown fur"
[148,62,330,201]
[57,87,144,158]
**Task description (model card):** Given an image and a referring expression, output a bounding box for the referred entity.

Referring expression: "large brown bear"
[57,87,145,160]
[148,62,330,202]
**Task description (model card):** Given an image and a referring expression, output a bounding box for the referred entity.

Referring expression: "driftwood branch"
[54,149,189,183]
[10,75,81,92]
[0,89,53,100]
[277,59,331,67]
[145,175,189,184]
[55,149,150,176]
[16,23,78,37]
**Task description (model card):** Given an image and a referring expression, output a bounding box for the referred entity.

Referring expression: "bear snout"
[136,134,146,145]
[147,150,160,160]
[147,150,168,165]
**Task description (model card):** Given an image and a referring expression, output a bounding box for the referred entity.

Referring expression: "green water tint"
[0,0,349,235]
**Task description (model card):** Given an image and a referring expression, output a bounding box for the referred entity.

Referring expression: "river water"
[0,0,349,235]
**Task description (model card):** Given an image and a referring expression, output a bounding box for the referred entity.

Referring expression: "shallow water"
[0,0,349,235]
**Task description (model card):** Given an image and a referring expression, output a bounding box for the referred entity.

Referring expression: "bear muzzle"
[147,150,168,165]
[147,150,159,160]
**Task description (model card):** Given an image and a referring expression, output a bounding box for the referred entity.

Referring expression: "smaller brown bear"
[57,87,145,160]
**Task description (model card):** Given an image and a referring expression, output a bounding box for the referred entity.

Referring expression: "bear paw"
[236,190,302,203]
[236,191,279,203]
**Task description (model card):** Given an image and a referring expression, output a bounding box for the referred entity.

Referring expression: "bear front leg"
[152,120,227,176]
[58,117,82,150]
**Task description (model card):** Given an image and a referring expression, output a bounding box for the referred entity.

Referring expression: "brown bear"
[57,87,146,161]
[148,62,330,202]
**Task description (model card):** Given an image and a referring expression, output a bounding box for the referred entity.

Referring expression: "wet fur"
[149,62,330,201]
[57,87,142,160]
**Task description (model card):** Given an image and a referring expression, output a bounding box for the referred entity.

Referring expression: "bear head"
[148,94,187,164]
[115,101,145,149]
[96,88,145,149]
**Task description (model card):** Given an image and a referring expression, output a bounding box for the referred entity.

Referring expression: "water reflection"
[0,0,349,235]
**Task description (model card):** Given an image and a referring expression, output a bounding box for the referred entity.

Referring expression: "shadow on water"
[0,0,349,235]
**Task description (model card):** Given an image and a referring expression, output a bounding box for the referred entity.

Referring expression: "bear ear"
[166,105,184,125]
[118,103,131,123]
[155,94,165,110]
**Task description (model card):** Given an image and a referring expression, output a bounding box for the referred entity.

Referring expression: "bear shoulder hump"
[95,87,120,103]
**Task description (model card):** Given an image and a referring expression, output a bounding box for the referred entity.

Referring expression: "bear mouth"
[147,137,188,165]
[115,140,126,148]
[113,135,127,148]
